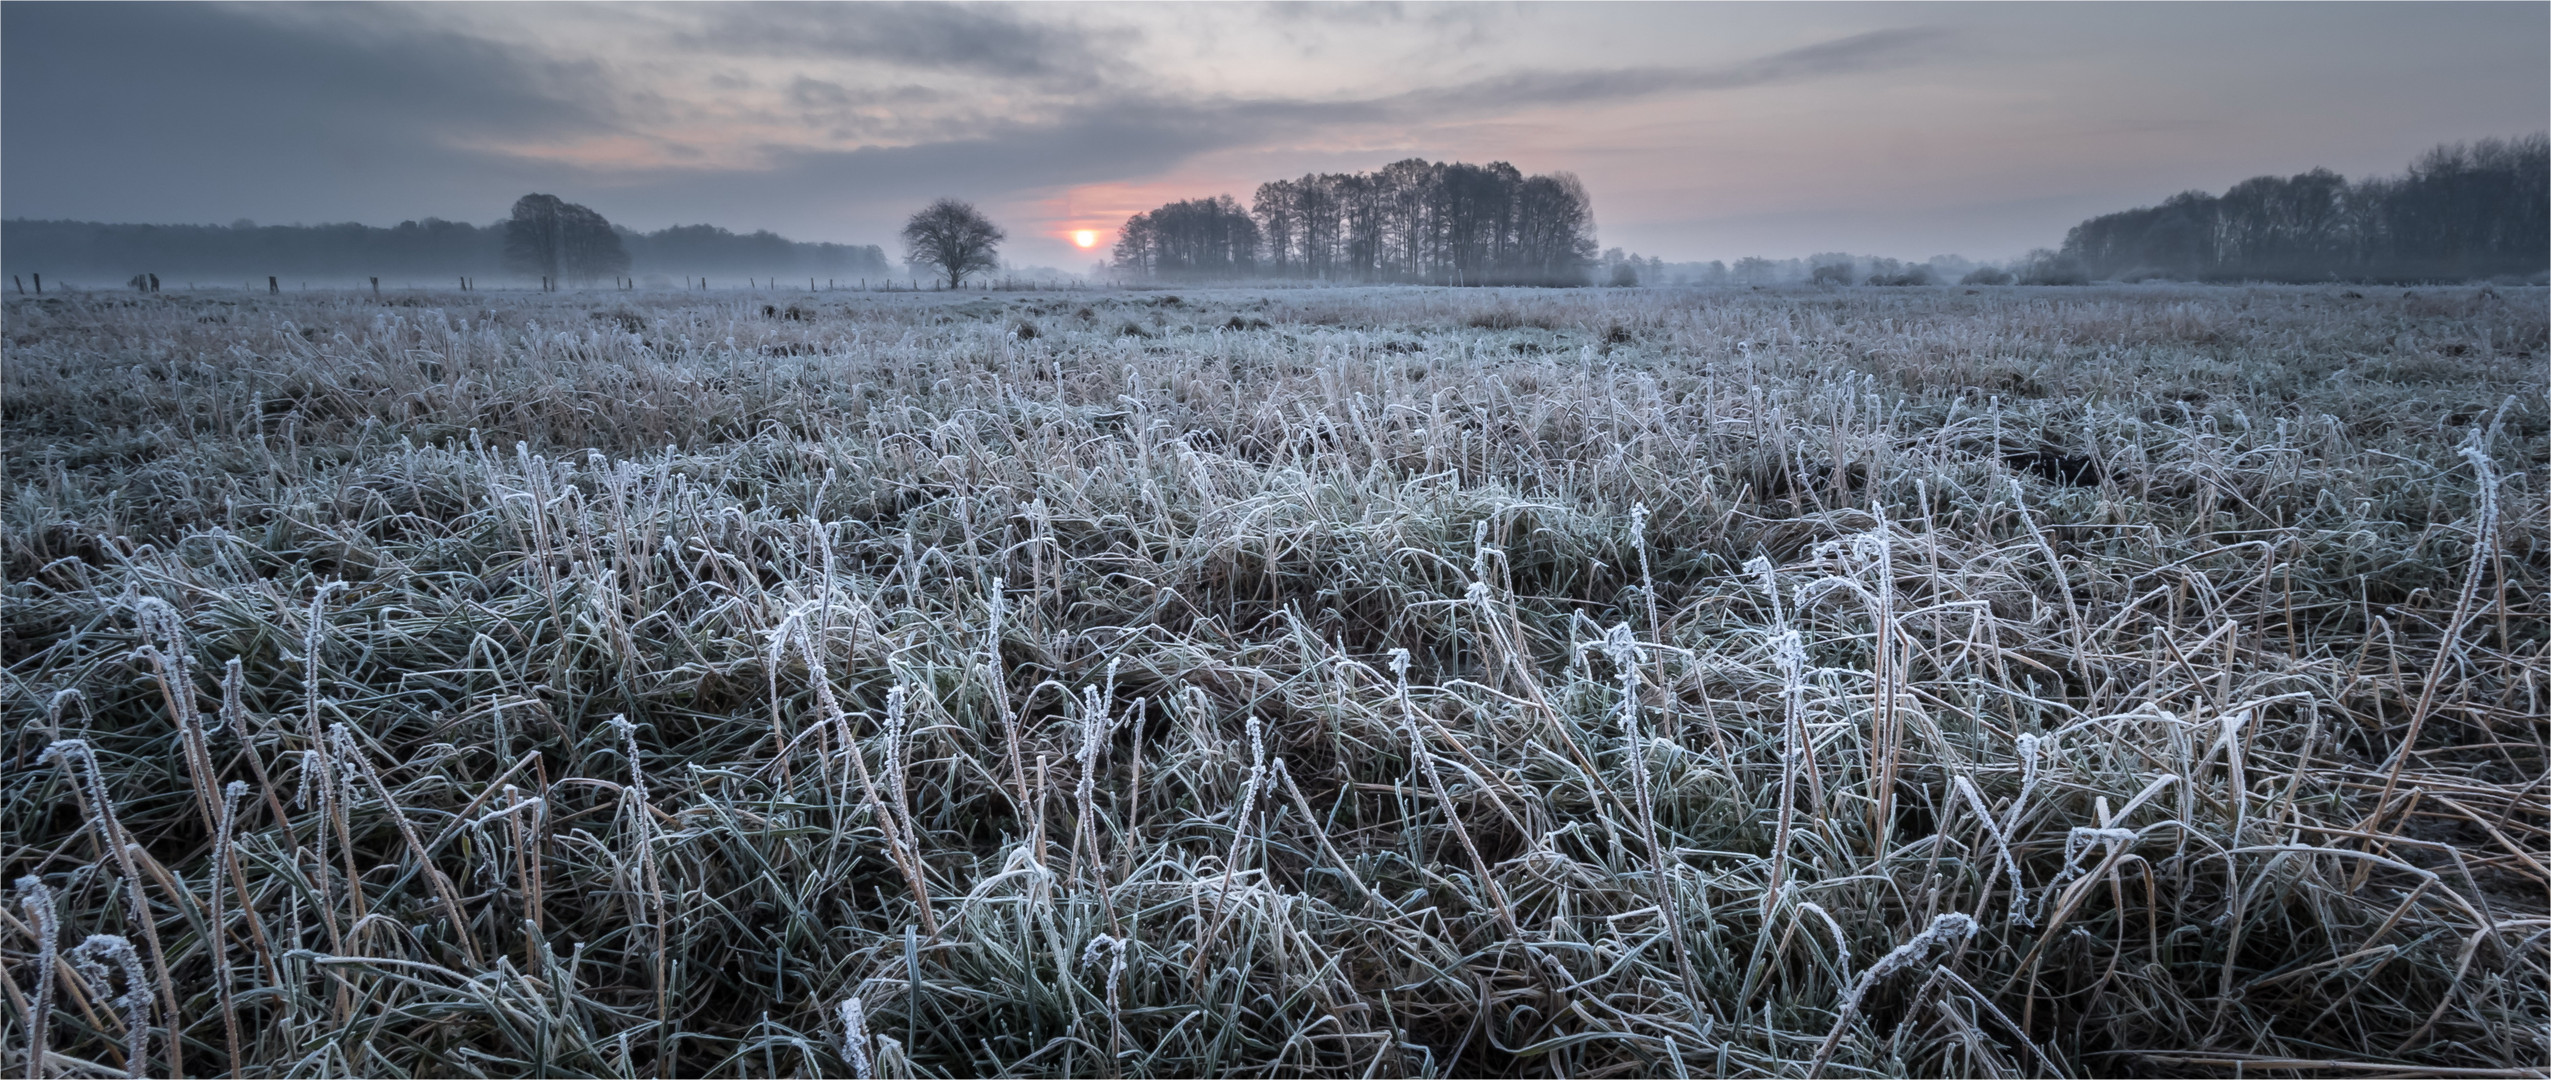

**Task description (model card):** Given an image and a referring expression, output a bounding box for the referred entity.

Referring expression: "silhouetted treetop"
[1113,196,1257,280]
[2060,134,2548,282]
[1115,159,1597,285]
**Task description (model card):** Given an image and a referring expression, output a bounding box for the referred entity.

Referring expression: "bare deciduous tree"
[901,199,1004,289]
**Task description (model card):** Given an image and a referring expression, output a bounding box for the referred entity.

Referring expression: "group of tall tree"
[2061,134,2549,282]
[1113,159,1598,284]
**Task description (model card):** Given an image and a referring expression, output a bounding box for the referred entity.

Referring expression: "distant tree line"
[1608,253,1997,288]
[1,200,890,285]
[2060,135,2549,283]
[628,226,889,281]
[1113,159,1598,284]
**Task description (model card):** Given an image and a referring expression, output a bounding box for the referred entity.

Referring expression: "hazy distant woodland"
[2059,135,2551,284]
[0,215,892,288]
[6,281,2543,1078]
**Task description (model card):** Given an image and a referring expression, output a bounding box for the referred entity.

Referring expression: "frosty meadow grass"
[3,283,2544,1077]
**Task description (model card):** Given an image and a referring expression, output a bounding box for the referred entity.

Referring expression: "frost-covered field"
[5,284,2545,1078]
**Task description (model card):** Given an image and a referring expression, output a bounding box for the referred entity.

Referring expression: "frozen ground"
[5,283,2545,1077]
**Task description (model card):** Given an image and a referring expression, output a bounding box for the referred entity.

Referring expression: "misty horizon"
[9,127,2542,289]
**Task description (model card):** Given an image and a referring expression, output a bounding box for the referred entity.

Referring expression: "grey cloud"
[1259,1,1506,48]
[1259,1,1508,32]
[1391,27,1955,112]
[1733,26,1957,84]
[786,77,944,118]
[571,99,1274,223]
[2,2,624,223]
[690,3,1123,81]
[1261,2,1419,27]
[384,26,1961,235]
[822,27,1961,169]
[789,77,855,108]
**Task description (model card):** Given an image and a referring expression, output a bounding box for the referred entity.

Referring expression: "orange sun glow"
[1072,229,1098,248]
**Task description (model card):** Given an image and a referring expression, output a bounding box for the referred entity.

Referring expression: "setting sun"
[1072,229,1097,248]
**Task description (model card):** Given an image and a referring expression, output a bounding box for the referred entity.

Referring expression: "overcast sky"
[6,2,2544,267]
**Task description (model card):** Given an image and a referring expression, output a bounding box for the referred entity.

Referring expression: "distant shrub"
[2017,249,2090,286]
[1609,262,1640,287]
[1960,266,2016,286]
[1809,263,1855,286]
[1466,307,1557,330]
[1866,267,1935,286]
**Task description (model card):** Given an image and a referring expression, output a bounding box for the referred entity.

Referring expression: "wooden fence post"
[269,276,278,295]
[371,277,380,296]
